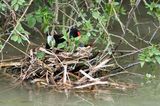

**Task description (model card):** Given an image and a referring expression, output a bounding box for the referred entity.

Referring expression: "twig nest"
[74,46,92,57]
[3,46,136,90]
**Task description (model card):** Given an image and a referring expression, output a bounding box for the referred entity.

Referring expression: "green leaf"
[23,30,30,36]
[17,23,30,36]
[43,25,49,33]
[21,36,28,41]
[35,15,42,23]
[80,34,89,45]
[14,4,19,11]
[77,22,82,27]
[11,0,17,6]
[17,36,22,43]
[26,14,36,28]
[62,29,68,40]
[16,23,24,32]
[36,51,45,60]
[95,0,102,3]
[11,24,30,44]
[140,61,145,67]
[17,0,25,5]
[92,11,100,19]
[84,20,93,31]
[153,48,160,55]
[145,57,152,62]
[0,2,7,12]
[57,42,66,49]
[155,56,160,64]
[11,34,19,42]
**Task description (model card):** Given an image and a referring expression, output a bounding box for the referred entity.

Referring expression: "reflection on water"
[1,78,160,106]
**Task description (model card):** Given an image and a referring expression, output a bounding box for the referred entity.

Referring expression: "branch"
[0,0,34,52]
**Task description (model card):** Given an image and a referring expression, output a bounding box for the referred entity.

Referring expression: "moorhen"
[46,27,80,49]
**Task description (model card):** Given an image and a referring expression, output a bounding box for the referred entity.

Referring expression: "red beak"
[77,31,80,36]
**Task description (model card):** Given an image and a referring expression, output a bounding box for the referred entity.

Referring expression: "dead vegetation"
[0,46,138,90]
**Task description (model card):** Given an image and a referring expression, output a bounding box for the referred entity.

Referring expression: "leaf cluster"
[139,45,160,67]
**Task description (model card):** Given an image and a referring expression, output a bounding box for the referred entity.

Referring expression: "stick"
[63,65,67,84]
[77,58,111,83]
[109,61,140,74]
[79,70,98,81]
[0,62,21,67]
[74,80,119,89]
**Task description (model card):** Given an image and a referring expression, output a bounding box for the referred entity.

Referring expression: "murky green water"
[0,76,160,106]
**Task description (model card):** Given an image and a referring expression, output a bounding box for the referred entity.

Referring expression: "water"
[0,77,160,106]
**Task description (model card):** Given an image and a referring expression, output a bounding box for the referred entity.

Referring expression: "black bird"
[45,27,80,49]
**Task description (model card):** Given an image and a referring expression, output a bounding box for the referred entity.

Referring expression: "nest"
[1,46,137,90]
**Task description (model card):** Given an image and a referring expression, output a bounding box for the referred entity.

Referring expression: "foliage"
[72,1,125,51]
[26,7,54,32]
[57,34,81,51]
[36,51,45,60]
[143,73,156,84]
[0,0,127,52]
[139,45,160,67]
[0,1,7,12]
[145,2,160,21]
[11,23,30,44]
[11,0,26,11]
